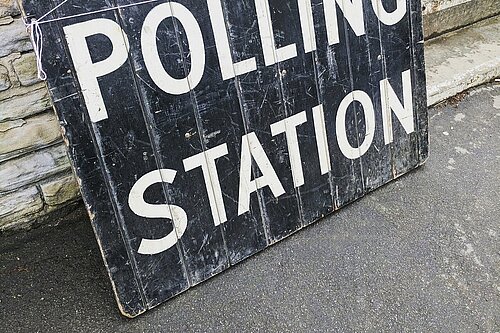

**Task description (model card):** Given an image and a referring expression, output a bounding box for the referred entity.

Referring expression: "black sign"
[22,0,428,317]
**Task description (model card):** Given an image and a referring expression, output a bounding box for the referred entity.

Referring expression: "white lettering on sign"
[207,0,257,80]
[372,0,407,26]
[270,111,308,188]
[324,0,365,45]
[142,2,205,95]
[381,69,414,144]
[127,69,416,254]
[63,1,408,122]
[255,0,298,66]
[297,0,316,53]
[183,144,229,226]
[128,169,188,255]
[60,1,417,255]
[336,90,376,160]
[238,132,286,215]
[63,19,129,123]
[312,104,332,175]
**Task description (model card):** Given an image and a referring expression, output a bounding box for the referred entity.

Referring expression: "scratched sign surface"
[21,0,428,317]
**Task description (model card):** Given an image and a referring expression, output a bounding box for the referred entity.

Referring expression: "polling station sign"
[21,0,428,317]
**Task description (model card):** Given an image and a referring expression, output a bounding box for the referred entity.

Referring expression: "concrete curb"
[422,0,500,39]
[425,15,500,106]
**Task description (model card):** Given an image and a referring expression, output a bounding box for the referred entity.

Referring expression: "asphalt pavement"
[0,83,499,332]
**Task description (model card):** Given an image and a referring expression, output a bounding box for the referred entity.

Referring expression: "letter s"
[128,169,187,255]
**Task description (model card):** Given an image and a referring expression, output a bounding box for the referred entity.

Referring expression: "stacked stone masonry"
[0,0,499,231]
[0,0,79,231]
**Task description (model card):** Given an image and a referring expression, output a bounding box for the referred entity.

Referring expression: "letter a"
[238,133,285,215]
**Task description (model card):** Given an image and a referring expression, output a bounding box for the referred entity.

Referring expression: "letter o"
[371,0,407,26]
[336,90,376,159]
[141,2,205,95]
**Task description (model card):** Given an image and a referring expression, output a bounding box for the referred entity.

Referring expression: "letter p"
[63,18,129,123]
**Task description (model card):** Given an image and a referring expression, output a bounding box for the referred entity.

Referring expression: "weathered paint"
[20,0,428,317]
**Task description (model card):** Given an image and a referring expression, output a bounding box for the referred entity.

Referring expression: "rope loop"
[26,19,47,81]
[22,0,161,81]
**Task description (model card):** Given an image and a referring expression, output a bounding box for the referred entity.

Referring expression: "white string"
[37,0,162,25]
[24,0,72,80]
[24,0,161,81]
[28,19,46,80]
[38,0,71,22]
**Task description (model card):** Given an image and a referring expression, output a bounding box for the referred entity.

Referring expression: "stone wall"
[0,0,499,232]
[0,0,79,232]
